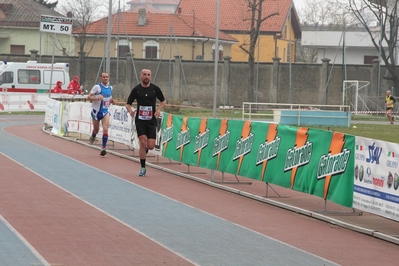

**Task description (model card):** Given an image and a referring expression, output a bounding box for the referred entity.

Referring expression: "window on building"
[18,70,40,84]
[283,48,286,62]
[119,46,131,57]
[212,44,224,61]
[117,39,131,57]
[143,40,159,59]
[10,45,25,54]
[146,46,157,58]
[364,56,378,64]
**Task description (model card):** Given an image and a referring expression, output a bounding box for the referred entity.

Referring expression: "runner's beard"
[142,78,150,85]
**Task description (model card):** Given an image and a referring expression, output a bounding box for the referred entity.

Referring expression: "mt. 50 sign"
[40,15,73,35]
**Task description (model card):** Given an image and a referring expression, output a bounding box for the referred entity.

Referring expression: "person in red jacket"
[52,81,63,93]
[67,76,82,94]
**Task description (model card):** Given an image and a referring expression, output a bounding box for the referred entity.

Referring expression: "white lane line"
[0,151,199,266]
[0,212,50,266]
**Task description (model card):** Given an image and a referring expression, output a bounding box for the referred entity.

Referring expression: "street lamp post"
[211,0,220,182]
[106,0,112,74]
[213,0,220,118]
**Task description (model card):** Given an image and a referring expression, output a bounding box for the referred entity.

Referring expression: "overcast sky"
[55,0,128,15]
[54,0,307,15]
[293,0,305,9]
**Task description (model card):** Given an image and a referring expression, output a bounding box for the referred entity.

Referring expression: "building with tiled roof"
[177,0,301,62]
[77,8,237,60]
[0,0,74,56]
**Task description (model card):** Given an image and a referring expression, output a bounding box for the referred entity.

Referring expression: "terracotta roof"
[79,11,237,42]
[177,0,300,37]
[0,0,65,28]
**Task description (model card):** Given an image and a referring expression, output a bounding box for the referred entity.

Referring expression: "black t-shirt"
[127,83,165,124]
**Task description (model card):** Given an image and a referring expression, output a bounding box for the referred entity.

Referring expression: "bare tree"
[54,0,129,84]
[299,0,361,28]
[238,0,278,102]
[36,0,58,9]
[56,0,107,84]
[296,0,365,63]
[59,0,104,56]
[295,38,317,63]
[349,0,399,95]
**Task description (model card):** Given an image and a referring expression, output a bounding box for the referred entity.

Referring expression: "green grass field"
[313,124,397,143]
[167,108,398,143]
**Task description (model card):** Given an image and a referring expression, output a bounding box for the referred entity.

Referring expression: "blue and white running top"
[90,83,113,121]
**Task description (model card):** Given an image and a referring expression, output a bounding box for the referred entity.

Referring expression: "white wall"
[302,30,387,65]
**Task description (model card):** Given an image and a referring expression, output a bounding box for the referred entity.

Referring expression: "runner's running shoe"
[138,168,146,176]
[89,136,96,144]
[100,148,107,156]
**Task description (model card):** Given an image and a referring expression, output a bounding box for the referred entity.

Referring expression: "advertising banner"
[161,114,355,207]
[354,137,399,221]
[44,98,61,127]
[47,101,163,156]
[108,105,135,146]
[45,98,62,134]
[1,93,48,112]
[65,102,92,135]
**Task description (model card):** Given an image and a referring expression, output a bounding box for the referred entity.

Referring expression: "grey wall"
[2,52,391,111]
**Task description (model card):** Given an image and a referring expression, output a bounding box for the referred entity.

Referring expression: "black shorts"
[387,107,393,111]
[135,119,157,139]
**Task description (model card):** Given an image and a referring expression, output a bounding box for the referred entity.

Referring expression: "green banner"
[161,113,355,207]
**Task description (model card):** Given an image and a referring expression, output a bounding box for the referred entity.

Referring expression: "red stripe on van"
[3,88,40,93]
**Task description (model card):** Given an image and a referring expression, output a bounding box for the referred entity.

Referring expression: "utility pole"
[106,0,112,74]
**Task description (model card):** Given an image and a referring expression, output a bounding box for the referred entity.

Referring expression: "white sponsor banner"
[44,98,60,127]
[44,98,67,136]
[108,105,135,146]
[0,93,48,112]
[0,93,88,113]
[48,101,163,156]
[66,102,92,135]
[354,136,399,221]
[51,101,62,135]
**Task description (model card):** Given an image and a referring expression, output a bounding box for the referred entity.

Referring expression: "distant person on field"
[52,81,63,93]
[385,90,396,124]
[67,76,82,94]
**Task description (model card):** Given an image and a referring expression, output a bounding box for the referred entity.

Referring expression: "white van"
[0,60,70,93]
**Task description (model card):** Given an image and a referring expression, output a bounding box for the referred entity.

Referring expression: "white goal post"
[342,80,371,113]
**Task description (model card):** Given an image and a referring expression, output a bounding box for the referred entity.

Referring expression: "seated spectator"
[52,81,63,93]
[67,76,82,94]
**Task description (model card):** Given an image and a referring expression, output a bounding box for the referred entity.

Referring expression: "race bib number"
[138,106,153,120]
[103,96,112,108]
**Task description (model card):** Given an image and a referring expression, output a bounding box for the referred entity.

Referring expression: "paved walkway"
[0,115,398,266]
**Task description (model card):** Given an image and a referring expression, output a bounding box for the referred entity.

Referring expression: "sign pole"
[48,32,56,97]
